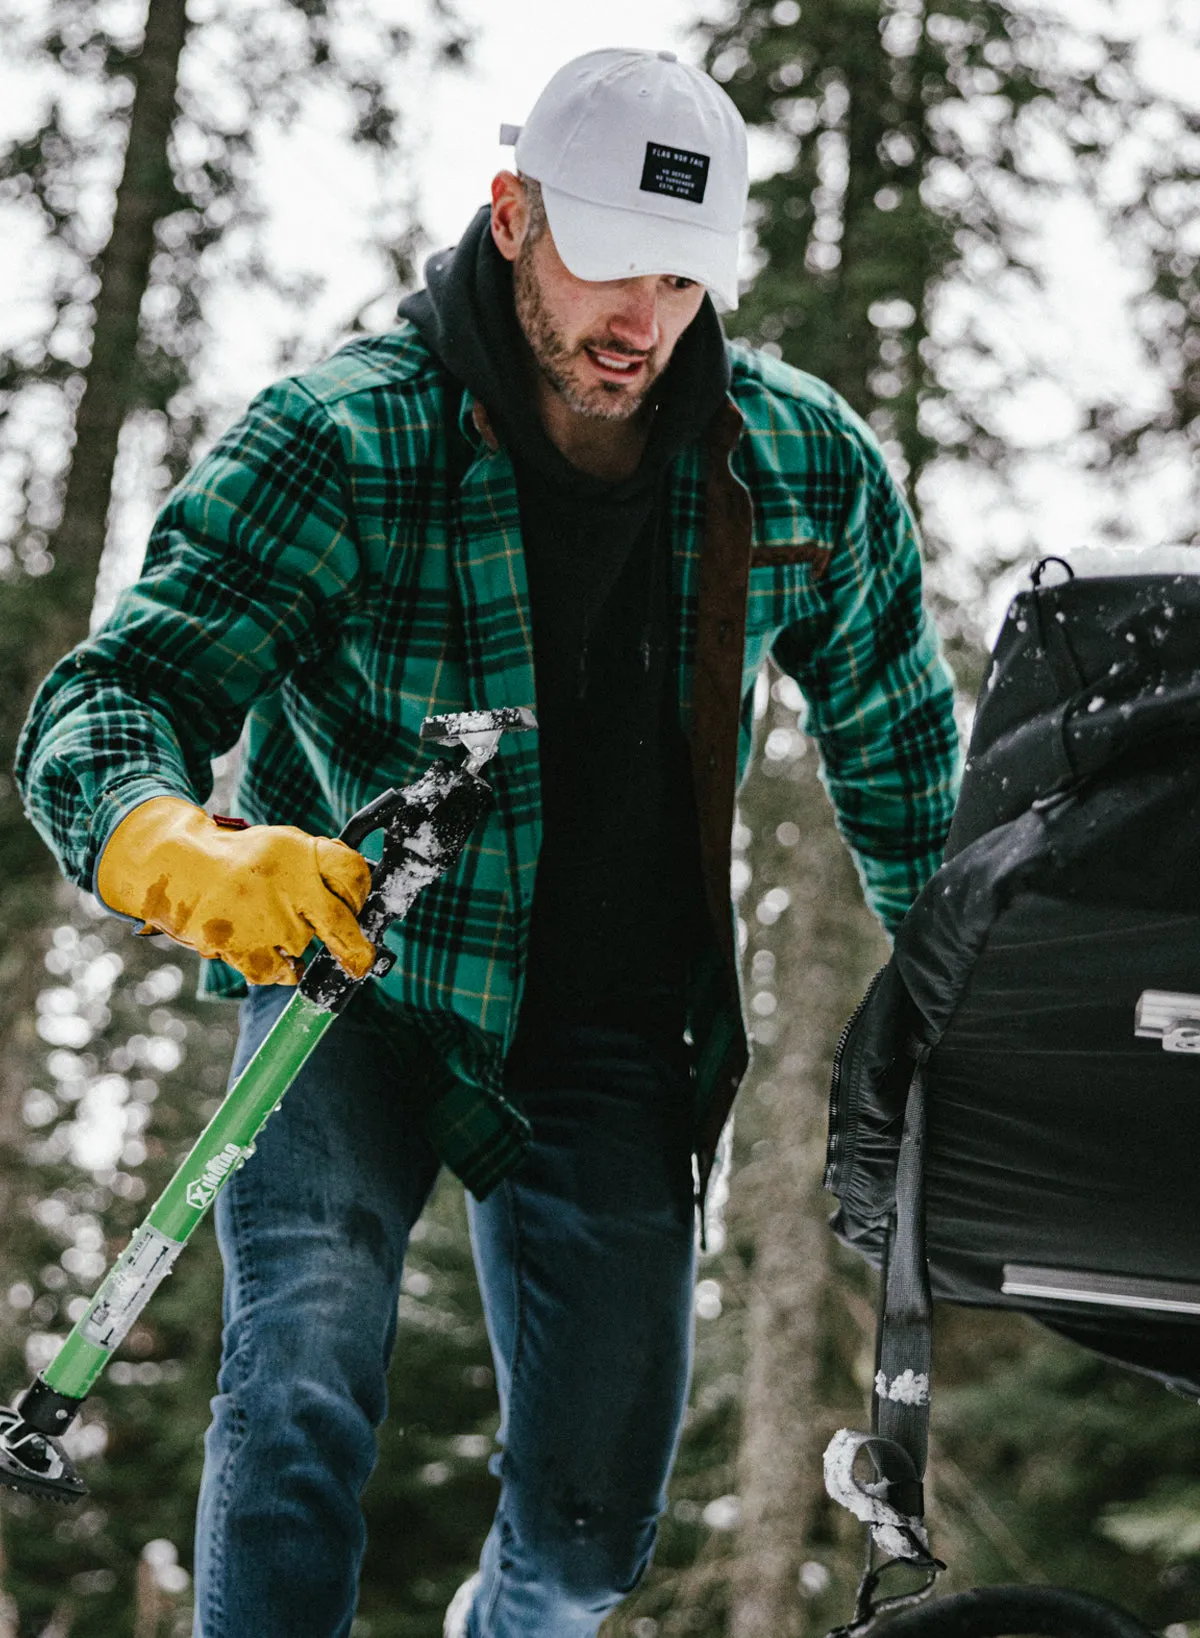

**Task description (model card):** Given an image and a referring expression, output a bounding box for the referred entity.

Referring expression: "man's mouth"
[584,347,648,382]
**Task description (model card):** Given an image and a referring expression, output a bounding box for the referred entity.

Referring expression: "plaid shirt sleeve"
[15,375,362,891]
[772,422,960,934]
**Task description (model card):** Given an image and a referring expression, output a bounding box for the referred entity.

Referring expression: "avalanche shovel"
[0,707,535,1503]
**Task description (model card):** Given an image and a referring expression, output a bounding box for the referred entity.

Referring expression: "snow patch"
[823,1429,933,1563]
[875,1368,930,1406]
[1065,545,1200,579]
[379,851,443,918]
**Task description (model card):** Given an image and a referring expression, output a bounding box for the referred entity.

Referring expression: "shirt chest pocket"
[746,543,831,632]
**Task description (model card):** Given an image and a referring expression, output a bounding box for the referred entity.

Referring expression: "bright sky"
[416,0,705,251]
[3,0,1195,618]
[225,0,746,397]
[96,0,724,610]
[243,0,1196,591]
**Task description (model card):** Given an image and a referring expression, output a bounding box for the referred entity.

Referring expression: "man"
[16,47,959,1638]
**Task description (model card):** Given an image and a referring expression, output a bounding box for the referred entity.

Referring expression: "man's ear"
[490,170,527,265]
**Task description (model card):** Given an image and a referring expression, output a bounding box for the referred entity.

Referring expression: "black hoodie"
[398,207,729,1039]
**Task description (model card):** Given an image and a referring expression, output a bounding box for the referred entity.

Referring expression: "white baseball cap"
[500,48,749,312]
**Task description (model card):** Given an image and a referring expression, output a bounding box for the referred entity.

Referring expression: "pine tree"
[0,2,476,1629]
[630,3,1200,1630]
[701,0,1198,634]
[0,6,195,1625]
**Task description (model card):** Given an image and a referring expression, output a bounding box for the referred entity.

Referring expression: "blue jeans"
[193,987,697,1637]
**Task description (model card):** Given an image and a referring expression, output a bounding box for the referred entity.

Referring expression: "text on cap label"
[640,142,710,204]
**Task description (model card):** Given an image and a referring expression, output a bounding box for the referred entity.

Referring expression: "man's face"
[510,209,708,422]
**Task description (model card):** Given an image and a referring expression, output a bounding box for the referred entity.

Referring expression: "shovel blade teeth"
[0,1407,87,1505]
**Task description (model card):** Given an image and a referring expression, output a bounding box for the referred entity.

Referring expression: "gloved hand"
[96,797,375,986]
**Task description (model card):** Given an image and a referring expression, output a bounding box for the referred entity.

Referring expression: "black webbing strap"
[873,1058,934,1511]
[823,1058,944,1631]
[823,1057,941,1582]
[1029,556,1086,701]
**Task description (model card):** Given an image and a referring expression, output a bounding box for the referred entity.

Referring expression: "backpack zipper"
[824,963,888,1193]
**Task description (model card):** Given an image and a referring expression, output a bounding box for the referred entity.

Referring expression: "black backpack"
[821,558,1200,1604]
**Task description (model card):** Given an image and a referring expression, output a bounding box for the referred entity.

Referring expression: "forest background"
[0,0,1197,1633]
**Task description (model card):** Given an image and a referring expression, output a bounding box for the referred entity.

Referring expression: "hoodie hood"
[397,205,731,497]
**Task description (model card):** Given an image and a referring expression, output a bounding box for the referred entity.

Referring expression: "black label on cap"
[640,142,710,204]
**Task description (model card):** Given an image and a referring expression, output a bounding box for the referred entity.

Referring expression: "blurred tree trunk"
[728,706,886,1638]
[0,0,189,1317]
[0,8,188,1621]
[0,0,190,1314]
[49,0,190,620]
[0,0,191,941]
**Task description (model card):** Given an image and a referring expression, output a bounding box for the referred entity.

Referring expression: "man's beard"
[512,238,660,422]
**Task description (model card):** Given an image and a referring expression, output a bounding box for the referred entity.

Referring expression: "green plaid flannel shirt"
[16,325,959,1198]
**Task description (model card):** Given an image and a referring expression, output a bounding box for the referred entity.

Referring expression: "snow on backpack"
[820,549,1200,1612]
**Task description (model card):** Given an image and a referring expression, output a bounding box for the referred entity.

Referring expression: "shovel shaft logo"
[185,1142,246,1210]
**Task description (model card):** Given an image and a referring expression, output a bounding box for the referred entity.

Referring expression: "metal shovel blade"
[0,1407,86,1503]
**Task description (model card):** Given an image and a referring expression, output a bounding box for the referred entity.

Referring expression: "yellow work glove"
[96,796,375,987]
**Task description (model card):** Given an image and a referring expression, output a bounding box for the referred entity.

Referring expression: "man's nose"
[606,278,662,351]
